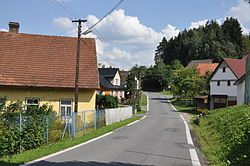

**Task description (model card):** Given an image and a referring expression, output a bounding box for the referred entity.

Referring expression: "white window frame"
[60,99,72,117]
[26,98,39,110]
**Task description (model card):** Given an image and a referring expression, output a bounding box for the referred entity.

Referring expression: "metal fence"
[0,107,131,157]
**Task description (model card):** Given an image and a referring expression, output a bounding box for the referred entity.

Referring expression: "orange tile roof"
[0,31,99,89]
[224,55,248,79]
[197,63,218,76]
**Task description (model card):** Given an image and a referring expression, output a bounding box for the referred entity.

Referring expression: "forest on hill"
[155,17,250,66]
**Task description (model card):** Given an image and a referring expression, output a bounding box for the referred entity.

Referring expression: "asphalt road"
[31,92,195,166]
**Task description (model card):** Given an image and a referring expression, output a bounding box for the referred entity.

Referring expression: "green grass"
[193,105,250,166]
[138,94,147,113]
[141,94,147,107]
[160,90,173,95]
[0,116,141,166]
[170,98,199,115]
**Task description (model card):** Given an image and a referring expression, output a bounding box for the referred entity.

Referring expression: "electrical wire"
[44,0,121,68]
[82,0,124,35]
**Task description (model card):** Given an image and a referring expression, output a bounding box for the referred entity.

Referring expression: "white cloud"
[53,17,73,29]
[189,19,208,29]
[228,0,250,34]
[0,28,8,32]
[161,24,180,40]
[53,9,180,70]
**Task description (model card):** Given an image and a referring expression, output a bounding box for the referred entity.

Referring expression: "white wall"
[210,81,237,96]
[211,62,236,81]
[112,71,121,86]
[105,106,133,125]
[237,80,245,105]
[210,61,237,97]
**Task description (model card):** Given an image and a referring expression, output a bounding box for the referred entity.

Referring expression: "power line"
[82,0,124,35]
[51,0,81,18]
[45,0,120,68]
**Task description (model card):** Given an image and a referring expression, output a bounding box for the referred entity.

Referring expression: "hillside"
[194,105,250,166]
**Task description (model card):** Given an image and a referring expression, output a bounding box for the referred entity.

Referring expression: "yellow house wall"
[0,87,96,114]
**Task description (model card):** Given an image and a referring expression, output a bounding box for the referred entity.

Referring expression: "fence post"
[72,112,76,137]
[19,113,22,153]
[46,116,49,144]
[83,111,86,134]
[68,118,71,138]
[94,110,97,131]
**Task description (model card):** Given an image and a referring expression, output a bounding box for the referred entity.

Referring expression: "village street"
[29,92,197,166]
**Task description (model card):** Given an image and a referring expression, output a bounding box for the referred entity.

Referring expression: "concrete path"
[28,92,198,166]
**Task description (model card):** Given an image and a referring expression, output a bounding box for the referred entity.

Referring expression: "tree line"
[155,17,250,66]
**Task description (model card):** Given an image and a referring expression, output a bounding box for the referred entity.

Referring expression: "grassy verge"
[136,94,147,114]
[160,90,173,95]
[170,98,199,115]
[0,116,141,166]
[193,105,250,166]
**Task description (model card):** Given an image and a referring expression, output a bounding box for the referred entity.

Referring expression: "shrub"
[0,98,58,157]
[195,105,250,165]
[96,94,119,109]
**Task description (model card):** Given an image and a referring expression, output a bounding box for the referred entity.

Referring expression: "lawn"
[170,98,199,115]
[0,116,141,166]
[160,90,173,96]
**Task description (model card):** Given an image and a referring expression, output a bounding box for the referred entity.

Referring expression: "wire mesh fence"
[0,107,132,157]
[0,109,106,157]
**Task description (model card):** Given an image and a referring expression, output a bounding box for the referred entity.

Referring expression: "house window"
[60,99,72,117]
[227,80,231,86]
[217,81,220,86]
[26,98,39,111]
[222,67,226,73]
[115,79,119,85]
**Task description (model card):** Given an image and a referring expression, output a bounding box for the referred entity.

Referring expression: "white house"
[209,56,247,109]
[234,74,246,105]
[98,68,126,99]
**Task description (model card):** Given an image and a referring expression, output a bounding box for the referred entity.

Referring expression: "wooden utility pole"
[72,19,87,113]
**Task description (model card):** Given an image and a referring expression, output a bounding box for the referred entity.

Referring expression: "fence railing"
[0,106,132,157]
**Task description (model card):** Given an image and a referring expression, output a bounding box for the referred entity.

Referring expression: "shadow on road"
[29,161,154,166]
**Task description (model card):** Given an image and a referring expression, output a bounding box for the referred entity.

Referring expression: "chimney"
[9,22,20,33]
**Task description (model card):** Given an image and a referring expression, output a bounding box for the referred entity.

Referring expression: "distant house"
[186,59,218,76]
[208,56,247,109]
[98,68,125,99]
[197,63,218,76]
[186,59,214,68]
[0,22,99,116]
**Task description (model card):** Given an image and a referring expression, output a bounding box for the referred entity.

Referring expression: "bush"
[96,94,118,109]
[195,105,250,165]
[0,99,58,157]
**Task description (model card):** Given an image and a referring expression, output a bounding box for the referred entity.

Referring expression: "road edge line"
[169,102,201,166]
[19,131,113,166]
[20,115,147,166]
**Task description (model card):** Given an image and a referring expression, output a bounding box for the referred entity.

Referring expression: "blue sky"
[1,0,250,69]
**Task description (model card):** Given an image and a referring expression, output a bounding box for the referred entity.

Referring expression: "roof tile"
[0,31,99,89]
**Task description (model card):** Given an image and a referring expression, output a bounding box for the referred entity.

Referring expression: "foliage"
[171,67,206,98]
[155,17,248,66]
[0,99,55,157]
[96,94,118,109]
[0,116,141,166]
[142,60,176,91]
[194,105,250,165]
